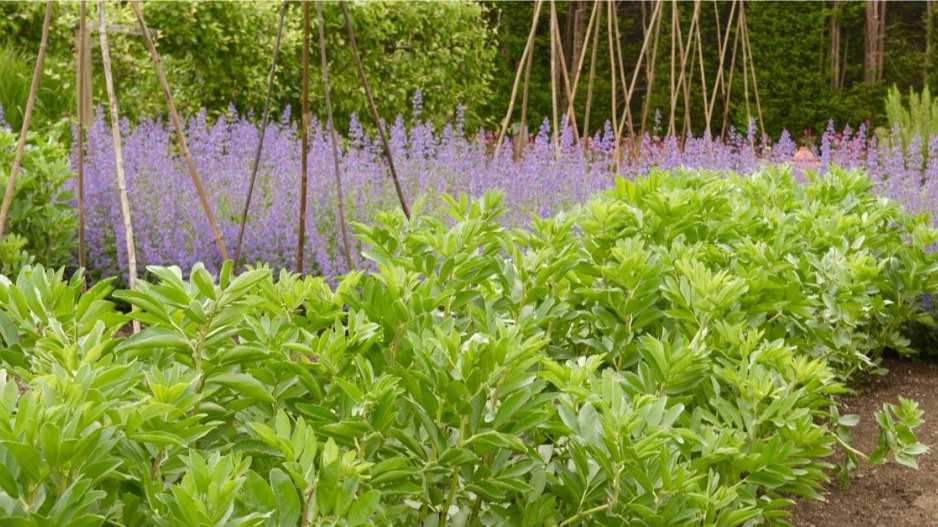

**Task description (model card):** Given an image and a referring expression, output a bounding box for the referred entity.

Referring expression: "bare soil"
[789,357,938,527]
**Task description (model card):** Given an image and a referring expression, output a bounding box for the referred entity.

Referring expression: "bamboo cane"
[669,0,699,139]
[340,0,410,218]
[617,0,664,147]
[740,4,766,141]
[0,0,53,249]
[518,37,533,160]
[551,2,580,145]
[641,0,663,136]
[570,1,599,105]
[608,1,620,167]
[583,4,602,142]
[668,0,678,136]
[558,0,599,143]
[317,0,353,271]
[549,0,560,155]
[77,0,88,275]
[720,7,741,139]
[707,0,736,135]
[611,3,636,144]
[740,7,753,138]
[234,0,287,268]
[298,0,310,274]
[495,0,543,157]
[130,0,228,261]
[98,0,140,333]
[695,8,710,136]
[713,0,723,59]
[683,31,695,138]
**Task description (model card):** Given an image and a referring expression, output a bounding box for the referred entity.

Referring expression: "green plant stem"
[559,503,611,527]
[835,434,870,461]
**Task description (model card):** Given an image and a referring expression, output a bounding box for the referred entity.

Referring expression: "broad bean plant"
[0,167,934,526]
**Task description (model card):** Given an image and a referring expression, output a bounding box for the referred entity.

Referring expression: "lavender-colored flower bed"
[74,97,938,279]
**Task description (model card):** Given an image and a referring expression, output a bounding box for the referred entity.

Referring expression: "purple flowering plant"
[66,94,938,282]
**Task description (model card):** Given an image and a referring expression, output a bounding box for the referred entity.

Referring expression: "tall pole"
[317,0,354,271]
[495,0,544,157]
[550,0,560,154]
[130,0,228,261]
[624,0,663,143]
[340,0,410,218]
[77,0,88,275]
[98,0,140,333]
[641,0,663,137]
[707,0,737,136]
[298,0,310,273]
[582,4,602,142]
[235,0,288,268]
[608,0,620,166]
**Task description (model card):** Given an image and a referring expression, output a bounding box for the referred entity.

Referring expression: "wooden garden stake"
[707,0,737,136]
[721,7,741,139]
[740,4,766,141]
[611,4,636,144]
[624,0,663,143]
[495,0,543,157]
[570,1,599,98]
[668,0,678,136]
[549,0,560,155]
[608,0,620,167]
[583,3,602,142]
[641,0,663,136]
[551,0,598,147]
[615,0,665,146]
[98,0,140,333]
[713,0,724,61]
[130,0,228,261]
[298,0,311,274]
[518,37,533,159]
[740,6,753,139]
[682,31,695,138]
[235,0,288,268]
[678,0,701,138]
[340,0,410,219]
[77,0,88,274]
[568,1,599,115]
[317,0,353,271]
[695,11,711,136]
[0,0,53,249]
[551,1,580,146]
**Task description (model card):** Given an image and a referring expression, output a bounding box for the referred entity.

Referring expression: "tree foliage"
[0,0,496,132]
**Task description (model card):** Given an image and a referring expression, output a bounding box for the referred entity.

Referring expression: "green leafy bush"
[0,127,75,275]
[0,44,75,134]
[0,0,495,132]
[0,167,934,525]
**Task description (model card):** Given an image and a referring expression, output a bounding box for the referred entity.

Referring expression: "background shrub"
[0,125,75,276]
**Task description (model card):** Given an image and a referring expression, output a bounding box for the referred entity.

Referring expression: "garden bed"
[791,357,938,527]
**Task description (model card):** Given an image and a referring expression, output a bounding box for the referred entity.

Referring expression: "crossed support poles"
[2,0,409,296]
[234,0,408,274]
[494,0,766,165]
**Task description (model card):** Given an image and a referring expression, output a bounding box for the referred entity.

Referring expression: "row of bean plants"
[0,167,934,526]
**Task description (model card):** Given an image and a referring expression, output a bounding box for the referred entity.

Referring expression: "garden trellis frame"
[239,0,406,274]
[4,1,768,283]
[496,0,766,161]
[0,0,224,301]
[6,0,408,286]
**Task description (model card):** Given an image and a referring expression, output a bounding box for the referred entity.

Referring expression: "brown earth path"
[789,358,938,527]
